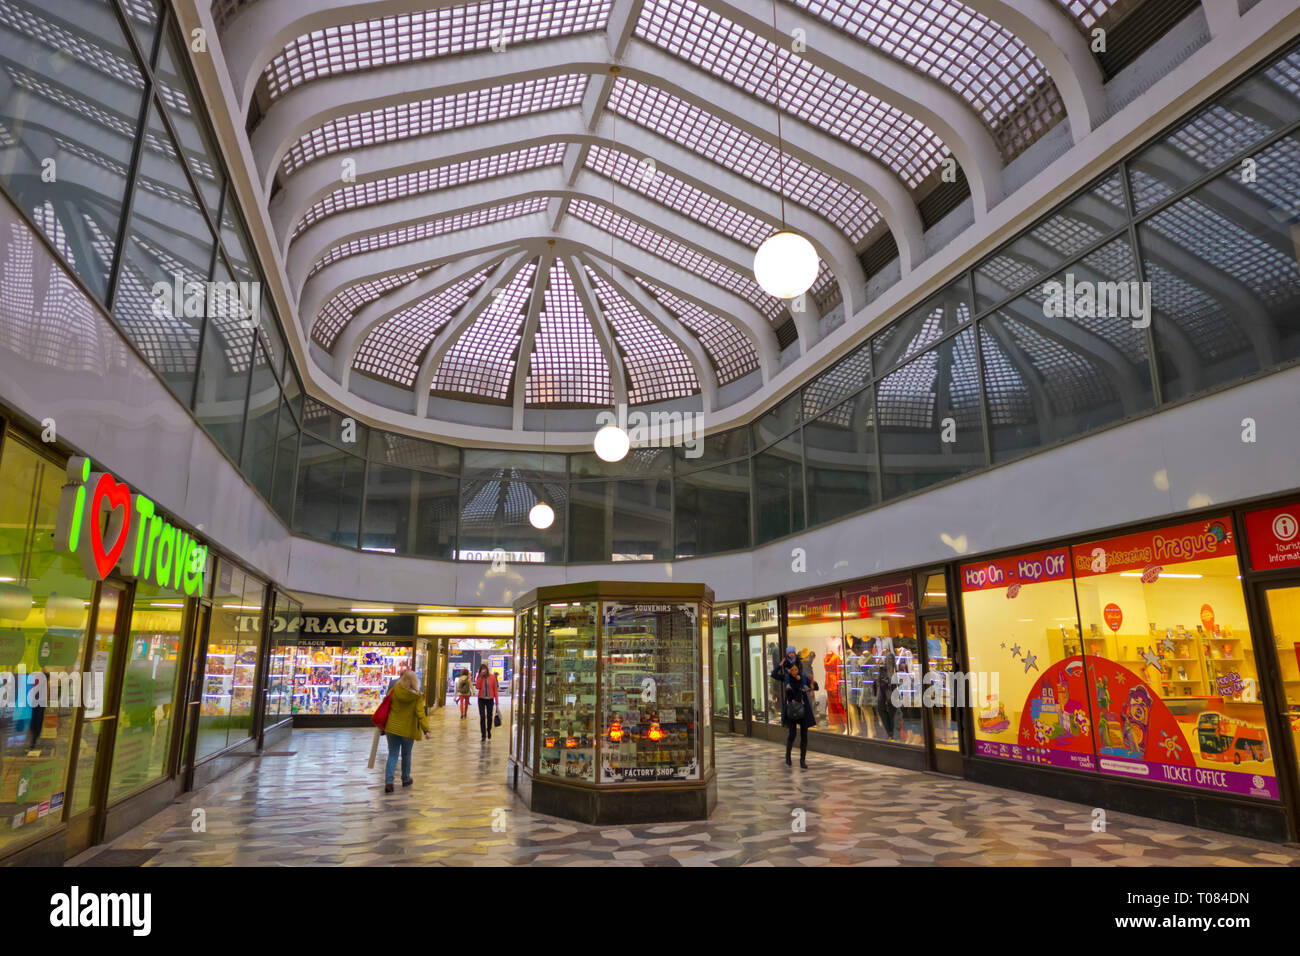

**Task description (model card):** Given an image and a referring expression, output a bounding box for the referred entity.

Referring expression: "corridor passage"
[73,707,1300,867]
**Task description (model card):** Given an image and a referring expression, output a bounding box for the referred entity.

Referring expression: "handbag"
[493,708,502,728]
[784,684,807,724]
[371,692,392,729]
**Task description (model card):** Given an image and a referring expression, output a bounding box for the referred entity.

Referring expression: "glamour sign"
[54,457,208,597]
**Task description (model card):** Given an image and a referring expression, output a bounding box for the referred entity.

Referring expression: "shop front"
[960,511,1298,840]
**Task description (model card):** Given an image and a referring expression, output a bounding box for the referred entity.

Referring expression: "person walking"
[454,669,472,719]
[772,659,817,769]
[381,669,429,793]
[475,662,500,741]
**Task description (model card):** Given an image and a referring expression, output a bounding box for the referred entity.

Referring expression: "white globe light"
[753,231,819,299]
[528,502,555,530]
[593,423,630,462]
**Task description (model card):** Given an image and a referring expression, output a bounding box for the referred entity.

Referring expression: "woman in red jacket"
[475,663,500,741]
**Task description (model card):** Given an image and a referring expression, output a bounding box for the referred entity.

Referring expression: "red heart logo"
[89,473,133,579]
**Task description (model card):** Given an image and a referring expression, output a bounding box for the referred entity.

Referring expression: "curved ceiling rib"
[206,0,1160,433]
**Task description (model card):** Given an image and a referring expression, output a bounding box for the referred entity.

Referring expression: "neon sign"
[54,458,208,597]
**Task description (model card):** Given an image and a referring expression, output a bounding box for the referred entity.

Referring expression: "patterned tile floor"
[73,706,1300,866]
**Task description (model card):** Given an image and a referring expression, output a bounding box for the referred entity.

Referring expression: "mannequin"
[844,637,862,736]
[824,646,844,732]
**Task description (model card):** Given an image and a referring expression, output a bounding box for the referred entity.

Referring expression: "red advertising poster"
[1072,516,1236,577]
[842,574,914,618]
[1244,502,1300,571]
[959,548,1071,593]
[991,656,1096,771]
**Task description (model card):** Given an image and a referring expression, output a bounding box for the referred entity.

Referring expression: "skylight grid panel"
[281,76,585,176]
[1055,0,1119,29]
[294,143,564,237]
[994,319,1113,416]
[526,262,611,405]
[354,271,488,386]
[585,146,771,247]
[313,270,425,349]
[0,2,146,89]
[114,265,200,374]
[790,0,1063,147]
[608,78,879,242]
[310,198,547,274]
[636,0,945,186]
[264,1,612,99]
[877,354,937,428]
[433,261,537,400]
[636,279,758,384]
[586,269,698,403]
[1265,51,1300,98]
[570,200,783,319]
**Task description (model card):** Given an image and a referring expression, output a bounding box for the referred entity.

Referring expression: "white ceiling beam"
[248,37,924,272]
[566,255,630,407]
[412,251,535,417]
[510,252,555,430]
[578,252,720,413]
[604,0,645,59]
[963,0,1106,140]
[698,0,1004,214]
[299,215,542,331]
[334,248,508,387]
[272,112,865,316]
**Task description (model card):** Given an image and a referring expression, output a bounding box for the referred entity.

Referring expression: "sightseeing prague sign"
[54,457,208,596]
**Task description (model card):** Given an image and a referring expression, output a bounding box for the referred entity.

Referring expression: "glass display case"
[284,640,416,721]
[510,582,715,824]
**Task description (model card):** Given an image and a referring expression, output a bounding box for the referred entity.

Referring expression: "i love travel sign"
[54,458,208,597]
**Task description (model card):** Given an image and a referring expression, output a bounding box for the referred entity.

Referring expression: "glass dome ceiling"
[208,0,1144,420]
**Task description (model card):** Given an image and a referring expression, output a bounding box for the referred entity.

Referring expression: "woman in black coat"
[771,659,817,768]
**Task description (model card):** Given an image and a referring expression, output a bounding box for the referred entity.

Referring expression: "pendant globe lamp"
[753,0,816,300]
[594,80,631,463]
[529,388,556,530]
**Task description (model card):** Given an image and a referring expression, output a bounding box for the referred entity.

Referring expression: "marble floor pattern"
[71,706,1300,867]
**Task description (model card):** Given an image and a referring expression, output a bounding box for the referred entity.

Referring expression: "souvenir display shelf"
[509,582,715,825]
[276,640,421,725]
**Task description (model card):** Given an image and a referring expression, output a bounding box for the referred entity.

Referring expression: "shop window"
[746,600,779,724]
[599,602,701,782]
[1072,517,1277,799]
[265,595,301,725]
[920,573,947,609]
[107,581,184,803]
[784,588,847,736]
[199,562,265,760]
[710,611,729,721]
[538,602,596,781]
[841,576,923,746]
[960,548,1092,769]
[0,439,95,853]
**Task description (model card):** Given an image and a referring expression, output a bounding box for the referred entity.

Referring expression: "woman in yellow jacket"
[383,669,429,793]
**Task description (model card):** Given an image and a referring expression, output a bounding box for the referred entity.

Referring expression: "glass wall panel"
[367,430,459,473]
[710,610,730,720]
[872,284,972,375]
[193,260,254,462]
[877,328,983,499]
[0,438,95,852]
[570,447,672,478]
[1128,48,1300,211]
[673,460,749,557]
[1138,136,1300,401]
[802,342,872,420]
[975,172,1129,311]
[153,29,224,218]
[458,456,566,563]
[241,343,280,501]
[842,576,922,744]
[981,247,1158,459]
[674,425,750,473]
[271,401,299,523]
[266,594,301,725]
[293,434,364,547]
[111,102,215,404]
[753,392,800,447]
[804,391,879,527]
[361,464,458,558]
[538,601,596,780]
[198,562,253,759]
[568,479,672,562]
[754,433,803,544]
[107,582,184,802]
[785,588,845,734]
[0,0,144,300]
